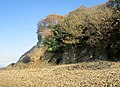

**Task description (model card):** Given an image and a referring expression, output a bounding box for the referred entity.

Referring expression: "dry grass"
[0,61,120,87]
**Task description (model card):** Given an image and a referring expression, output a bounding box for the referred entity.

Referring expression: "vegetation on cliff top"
[38,0,120,46]
[36,0,120,61]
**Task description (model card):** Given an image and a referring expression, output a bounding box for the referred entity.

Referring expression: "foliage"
[37,14,64,33]
[37,1,120,62]
[37,14,63,43]
[37,14,64,50]
[42,37,59,52]
[59,4,120,46]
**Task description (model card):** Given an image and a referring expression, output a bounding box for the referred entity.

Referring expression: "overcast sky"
[0,0,107,67]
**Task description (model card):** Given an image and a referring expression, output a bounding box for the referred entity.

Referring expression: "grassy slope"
[0,61,120,87]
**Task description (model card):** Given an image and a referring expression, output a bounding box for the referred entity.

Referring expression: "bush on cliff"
[37,1,120,63]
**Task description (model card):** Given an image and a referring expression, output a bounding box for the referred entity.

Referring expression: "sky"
[0,0,108,67]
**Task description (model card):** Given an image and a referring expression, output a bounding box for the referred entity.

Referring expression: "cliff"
[6,0,120,69]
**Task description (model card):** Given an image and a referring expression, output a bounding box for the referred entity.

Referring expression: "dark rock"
[41,45,109,65]
[22,56,31,63]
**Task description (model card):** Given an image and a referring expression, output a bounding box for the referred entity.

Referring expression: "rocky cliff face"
[6,1,120,69]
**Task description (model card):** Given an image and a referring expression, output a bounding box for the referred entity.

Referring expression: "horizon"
[0,0,107,67]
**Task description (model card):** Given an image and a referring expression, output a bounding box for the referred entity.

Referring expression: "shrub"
[59,4,120,47]
[37,14,64,50]
[42,37,59,52]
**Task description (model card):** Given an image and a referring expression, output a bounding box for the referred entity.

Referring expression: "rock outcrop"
[6,1,120,69]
